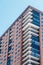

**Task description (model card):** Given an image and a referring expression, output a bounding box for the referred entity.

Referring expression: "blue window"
[31,15,40,26]
[31,40,40,50]
[8,46,11,52]
[32,10,39,16]
[31,52,39,58]
[0,49,1,53]
[9,39,12,44]
[31,35,39,42]
[7,57,11,65]
[31,58,40,62]
[0,62,2,64]
[32,13,40,20]
[31,10,40,26]
[31,62,40,65]
[32,21,40,26]
[31,48,40,54]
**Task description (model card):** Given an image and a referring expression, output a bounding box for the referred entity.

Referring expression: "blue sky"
[0,0,43,36]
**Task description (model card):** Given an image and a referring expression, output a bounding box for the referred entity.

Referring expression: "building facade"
[0,6,43,65]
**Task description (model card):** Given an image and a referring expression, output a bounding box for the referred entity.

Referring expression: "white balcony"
[22,38,31,45]
[22,59,40,65]
[31,55,39,60]
[23,27,39,33]
[31,31,39,36]
[22,18,32,24]
[22,47,31,53]
[22,54,39,60]
[23,8,32,16]
[23,31,31,37]
[23,32,38,40]
[28,8,32,11]
[23,34,32,39]
[22,55,39,61]
[31,60,40,64]
[22,18,33,27]
[22,59,29,65]
[23,28,38,37]
[23,38,32,42]
[28,64,32,65]
[23,13,33,19]
[22,23,39,31]
[22,55,31,61]
[23,35,31,42]
[23,43,32,49]
[22,51,32,57]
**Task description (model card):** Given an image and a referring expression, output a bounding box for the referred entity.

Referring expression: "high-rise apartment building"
[0,6,43,65]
